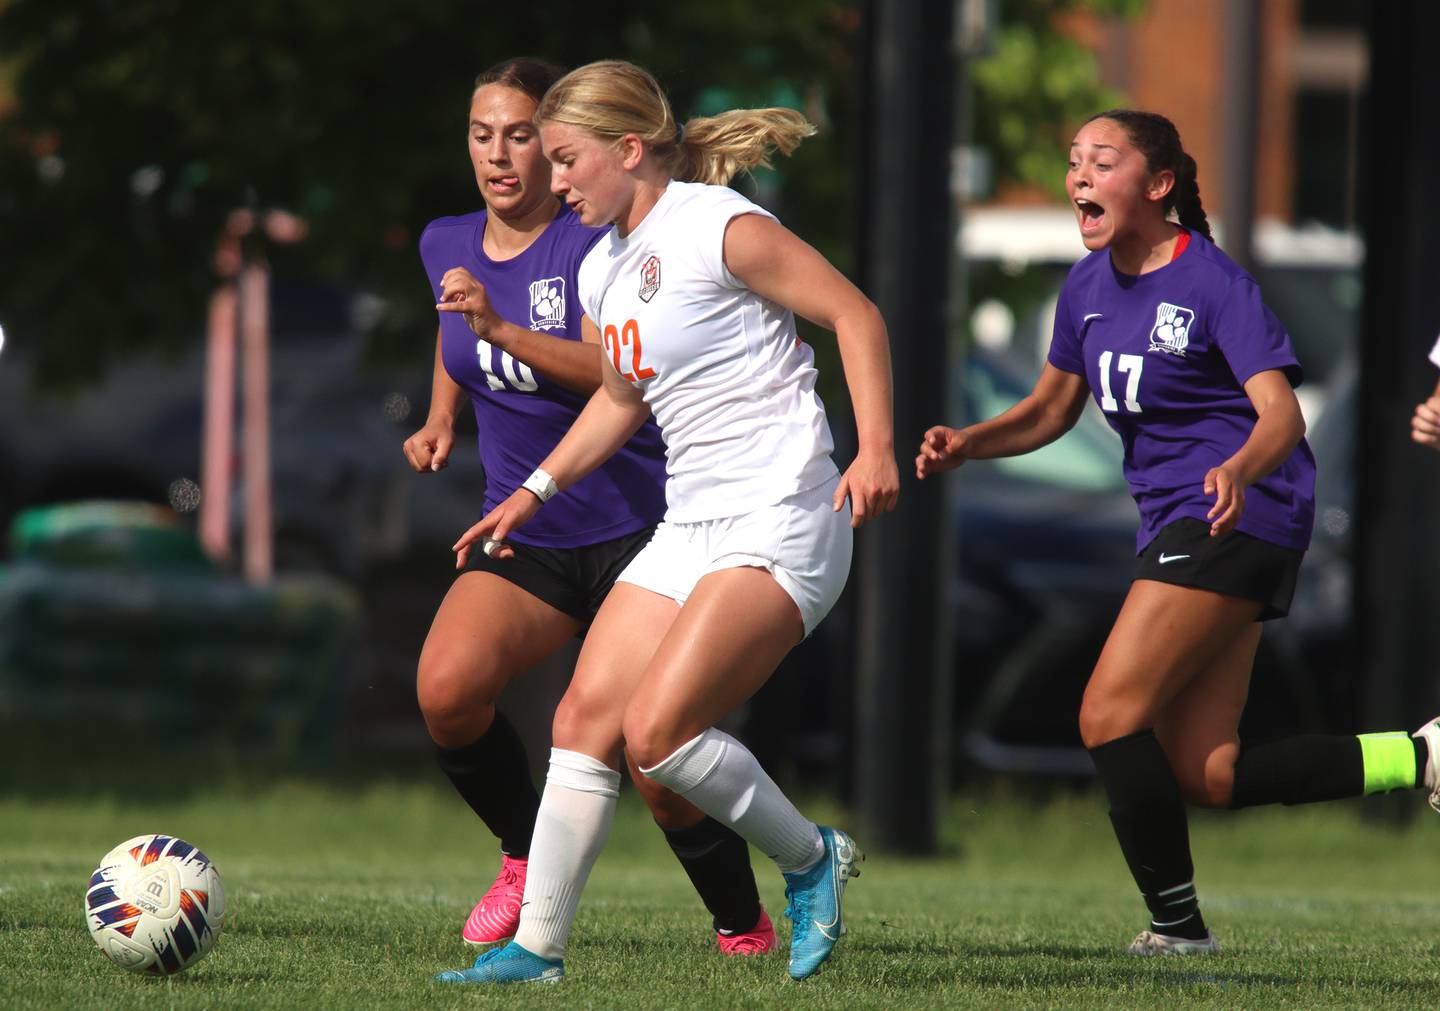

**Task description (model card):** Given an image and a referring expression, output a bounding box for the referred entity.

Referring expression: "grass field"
[4,775,1440,1009]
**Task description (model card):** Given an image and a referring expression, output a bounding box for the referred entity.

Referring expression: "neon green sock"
[1357,731,1417,795]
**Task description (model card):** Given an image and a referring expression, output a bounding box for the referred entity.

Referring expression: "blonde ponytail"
[672,108,815,185]
[537,60,815,186]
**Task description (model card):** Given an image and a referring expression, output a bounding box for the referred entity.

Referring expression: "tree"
[971,0,1145,201]
[0,1,1143,392]
[0,0,857,390]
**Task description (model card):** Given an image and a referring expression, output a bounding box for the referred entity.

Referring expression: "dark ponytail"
[1170,151,1213,240]
[1086,109,1214,241]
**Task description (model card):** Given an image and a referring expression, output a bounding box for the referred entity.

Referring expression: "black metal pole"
[853,0,956,854]
[1356,2,1440,777]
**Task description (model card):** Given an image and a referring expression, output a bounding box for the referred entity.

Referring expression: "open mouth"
[1076,197,1106,235]
[488,175,520,192]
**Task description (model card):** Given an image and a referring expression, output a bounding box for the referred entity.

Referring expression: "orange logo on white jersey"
[638,255,661,303]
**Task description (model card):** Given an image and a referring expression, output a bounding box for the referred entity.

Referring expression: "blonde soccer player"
[409,57,772,956]
[434,59,898,984]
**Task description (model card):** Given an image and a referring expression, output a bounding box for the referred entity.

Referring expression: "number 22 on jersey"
[603,319,656,382]
[1097,350,1143,413]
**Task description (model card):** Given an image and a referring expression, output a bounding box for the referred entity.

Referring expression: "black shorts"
[462,526,656,627]
[1134,518,1304,621]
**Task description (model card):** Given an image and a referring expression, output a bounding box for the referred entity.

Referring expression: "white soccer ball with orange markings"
[85,834,226,975]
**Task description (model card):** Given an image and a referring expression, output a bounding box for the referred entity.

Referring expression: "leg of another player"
[440,574,840,983]
[498,583,680,972]
[623,567,859,979]
[624,752,772,953]
[417,571,581,944]
[1158,625,1432,813]
[1080,580,1263,954]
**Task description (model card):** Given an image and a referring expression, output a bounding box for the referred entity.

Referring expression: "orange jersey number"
[602,319,656,382]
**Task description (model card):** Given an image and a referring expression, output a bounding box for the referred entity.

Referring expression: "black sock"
[662,816,762,935]
[1089,729,1208,940]
[1232,734,1428,808]
[434,710,539,858]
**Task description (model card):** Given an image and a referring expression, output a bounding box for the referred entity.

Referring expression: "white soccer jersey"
[577,181,839,523]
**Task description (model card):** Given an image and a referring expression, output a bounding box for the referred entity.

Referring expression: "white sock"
[640,728,823,873]
[511,749,620,961]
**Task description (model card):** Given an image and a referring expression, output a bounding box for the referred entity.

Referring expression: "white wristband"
[521,467,559,503]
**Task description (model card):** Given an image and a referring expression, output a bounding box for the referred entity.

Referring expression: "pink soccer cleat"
[716,905,776,956]
[462,855,527,946]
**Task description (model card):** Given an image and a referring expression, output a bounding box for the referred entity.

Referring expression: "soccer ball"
[84,834,227,975]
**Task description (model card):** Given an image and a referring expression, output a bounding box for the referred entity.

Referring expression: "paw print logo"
[529,276,567,330]
[534,285,562,319]
[1149,301,1194,356]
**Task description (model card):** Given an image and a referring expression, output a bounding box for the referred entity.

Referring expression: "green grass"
[4,777,1440,1008]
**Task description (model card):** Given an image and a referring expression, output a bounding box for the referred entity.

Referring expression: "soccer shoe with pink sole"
[1412,716,1440,812]
[462,855,527,946]
[1127,929,1221,956]
[716,906,776,956]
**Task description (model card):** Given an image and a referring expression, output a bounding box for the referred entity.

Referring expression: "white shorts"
[615,477,853,637]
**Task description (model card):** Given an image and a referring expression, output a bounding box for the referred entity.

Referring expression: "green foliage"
[6,780,1440,1008]
[0,0,1152,398]
[0,0,856,389]
[972,0,1144,200]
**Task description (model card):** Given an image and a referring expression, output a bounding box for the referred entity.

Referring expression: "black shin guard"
[434,710,539,857]
[1089,729,1208,939]
[1231,735,1364,808]
[1231,734,1427,808]
[662,816,762,935]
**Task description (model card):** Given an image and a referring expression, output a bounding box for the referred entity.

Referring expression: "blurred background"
[2,0,1437,852]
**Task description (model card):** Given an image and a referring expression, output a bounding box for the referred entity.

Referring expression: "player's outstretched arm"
[1411,377,1440,452]
[1203,368,1306,536]
[453,356,651,566]
[403,327,464,473]
[721,213,898,528]
[437,266,605,395]
[916,364,1090,479]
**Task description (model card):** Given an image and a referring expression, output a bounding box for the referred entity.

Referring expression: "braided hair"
[1087,109,1213,241]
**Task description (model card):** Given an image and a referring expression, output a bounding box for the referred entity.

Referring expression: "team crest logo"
[529,277,566,330]
[638,255,661,303]
[1149,301,1193,356]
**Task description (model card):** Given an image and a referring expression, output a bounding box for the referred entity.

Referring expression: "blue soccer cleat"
[433,941,563,985]
[782,826,862,980]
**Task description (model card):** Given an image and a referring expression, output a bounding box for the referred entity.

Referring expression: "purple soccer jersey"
[1047,230,1316,553]
[419,203,668,547]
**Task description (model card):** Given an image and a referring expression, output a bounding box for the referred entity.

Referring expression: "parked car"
[0,282,483,577]
[0,283,488,759]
